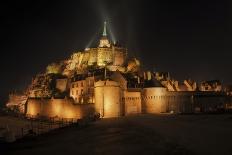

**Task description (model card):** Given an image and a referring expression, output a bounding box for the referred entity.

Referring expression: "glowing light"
[85,48,90,51]
[53,102,62,116]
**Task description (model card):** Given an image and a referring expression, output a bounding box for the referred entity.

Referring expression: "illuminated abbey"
[60,21,129,77]
[6,22,231,119]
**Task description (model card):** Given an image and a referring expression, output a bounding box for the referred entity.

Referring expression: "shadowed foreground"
[3,114,232,155]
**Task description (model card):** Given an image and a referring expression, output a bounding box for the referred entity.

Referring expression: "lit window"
[76,90,78,95]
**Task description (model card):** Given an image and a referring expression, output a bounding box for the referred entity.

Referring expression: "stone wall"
[141,88,226,114]
[142,87,167,113]
[193,92,226,112]
[165,92,194,113]
[26,84,228,120]
[94,80,123,118]
[123,91,141,115]
[26,98,94,119]
[97,48,113,66]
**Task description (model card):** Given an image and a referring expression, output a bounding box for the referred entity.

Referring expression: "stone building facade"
[23,22,229,119]
[69,76,95,104]
[26,72,228,119]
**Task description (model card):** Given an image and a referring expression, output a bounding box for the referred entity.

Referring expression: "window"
[72,84,75,88]
[71,90,74,95]
[89,80,92,86]
[81,82,83,87]
[76,90,78,95]
[76,83,78,87]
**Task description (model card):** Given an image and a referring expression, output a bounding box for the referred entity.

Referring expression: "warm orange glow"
[26,99,91,119]
[53,103,62,116]
[27,102,38,116]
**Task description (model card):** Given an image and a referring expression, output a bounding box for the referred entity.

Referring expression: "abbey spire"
[99,21,110,47]
[103,21,107,37]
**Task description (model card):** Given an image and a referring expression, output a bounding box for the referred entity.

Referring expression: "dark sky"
[0,0,231,104]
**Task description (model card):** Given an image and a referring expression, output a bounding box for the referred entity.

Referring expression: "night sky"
[0,0,231,104]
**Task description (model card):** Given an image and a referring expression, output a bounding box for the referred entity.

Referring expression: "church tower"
[99,21,111,48]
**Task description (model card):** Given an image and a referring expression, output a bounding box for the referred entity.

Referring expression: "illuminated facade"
[6,22,230,119]
[62,21,127,76]
[70,76,95,104]
[200,80,222,92]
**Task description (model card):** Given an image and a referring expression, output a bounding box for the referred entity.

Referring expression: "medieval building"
[6,22,231,119]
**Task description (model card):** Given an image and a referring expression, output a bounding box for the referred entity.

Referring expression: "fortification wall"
[142,89,196,114]
[142,89,226,114]
[193,92,226,112]
[123,91,141,115]
[165,92,194,113]
[26,98,94,119]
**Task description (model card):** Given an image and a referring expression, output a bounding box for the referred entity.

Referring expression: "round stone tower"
[94,80,123,118]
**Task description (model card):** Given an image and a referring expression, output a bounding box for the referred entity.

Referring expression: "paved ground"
[2,114,232,155]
